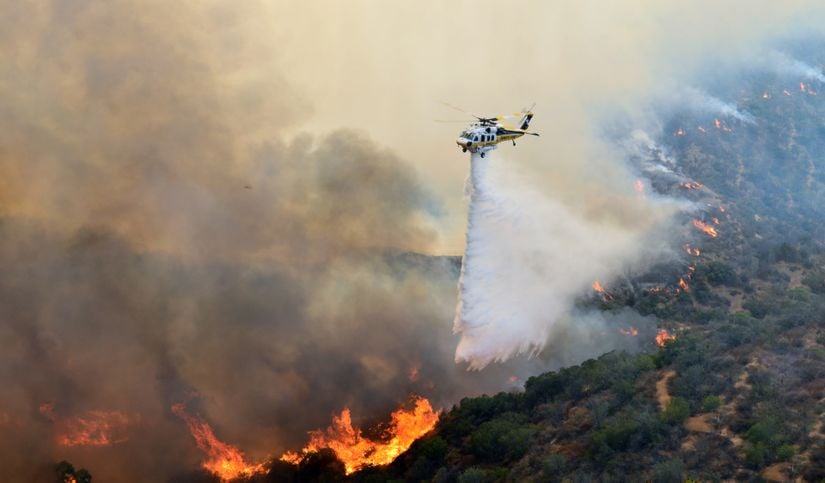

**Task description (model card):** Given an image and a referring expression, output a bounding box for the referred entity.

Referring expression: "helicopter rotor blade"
[439,101,483,120]
[493,113,523,121]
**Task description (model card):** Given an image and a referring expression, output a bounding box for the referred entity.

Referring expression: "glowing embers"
[692,219,718,238]
[655,329,676,347]
[282,396,440,475]
[172,403,265,481]
[713,118,733,132]
[800,81,818,96]
[39,403,132,448]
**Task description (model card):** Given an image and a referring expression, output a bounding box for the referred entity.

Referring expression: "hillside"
[346,67,825,481]
[49,60,825,483]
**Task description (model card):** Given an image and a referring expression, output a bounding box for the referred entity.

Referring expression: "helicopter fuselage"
[456,123,528,156]
[455,109,536,157]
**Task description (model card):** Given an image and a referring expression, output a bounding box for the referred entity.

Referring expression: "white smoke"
[453,152,654,369]
[678,87,756,123]
[762,50,825,82]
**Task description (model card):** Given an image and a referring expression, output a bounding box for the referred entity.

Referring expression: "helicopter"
[441,103,539,158]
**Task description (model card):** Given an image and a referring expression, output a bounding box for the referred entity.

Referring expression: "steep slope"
[337,68,825,482]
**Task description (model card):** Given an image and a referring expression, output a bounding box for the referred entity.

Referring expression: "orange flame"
[719,205,726,213]
[39,403,131,447]
[282,396,440,475]
[655,329,676,347]
[172,403,265,481]
[800,82,806,93]
[692,219,718,238]
[634,179,645,194]
[678,278,689,291]
[592,281,614,300]
[680,181,703,190]
[674,128,685,136]
[683,244,700,257]
[714,118,721,129]
[762,91,770,99]
[619,327,639,336]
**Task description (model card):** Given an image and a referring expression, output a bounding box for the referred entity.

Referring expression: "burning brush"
[282,396,440,475]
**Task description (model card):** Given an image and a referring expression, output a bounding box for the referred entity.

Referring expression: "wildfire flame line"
[683,244,701,256]
[171,403,265,481]
[281,396,440,475]
[39,403,131,447]
[680,181,703,190]
[692,219,718,238]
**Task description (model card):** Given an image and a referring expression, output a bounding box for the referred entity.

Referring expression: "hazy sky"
[264,1,824,252]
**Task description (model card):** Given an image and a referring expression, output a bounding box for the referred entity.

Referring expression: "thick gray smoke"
[453,152,670,369]
[0,2,523,481]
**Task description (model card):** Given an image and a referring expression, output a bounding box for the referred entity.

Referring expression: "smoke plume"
[762,50,825,82]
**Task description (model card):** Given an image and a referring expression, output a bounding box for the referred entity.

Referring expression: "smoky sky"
[3,1,825,482]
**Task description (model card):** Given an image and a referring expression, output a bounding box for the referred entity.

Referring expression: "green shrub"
[458,467,487,483]
[661,397,690,425]
[651,458,684,483]
[745,442,767,468]
[470,413,534,462]
[702,395,721,412]
[776,444,795,461]
[542,453,567,475]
